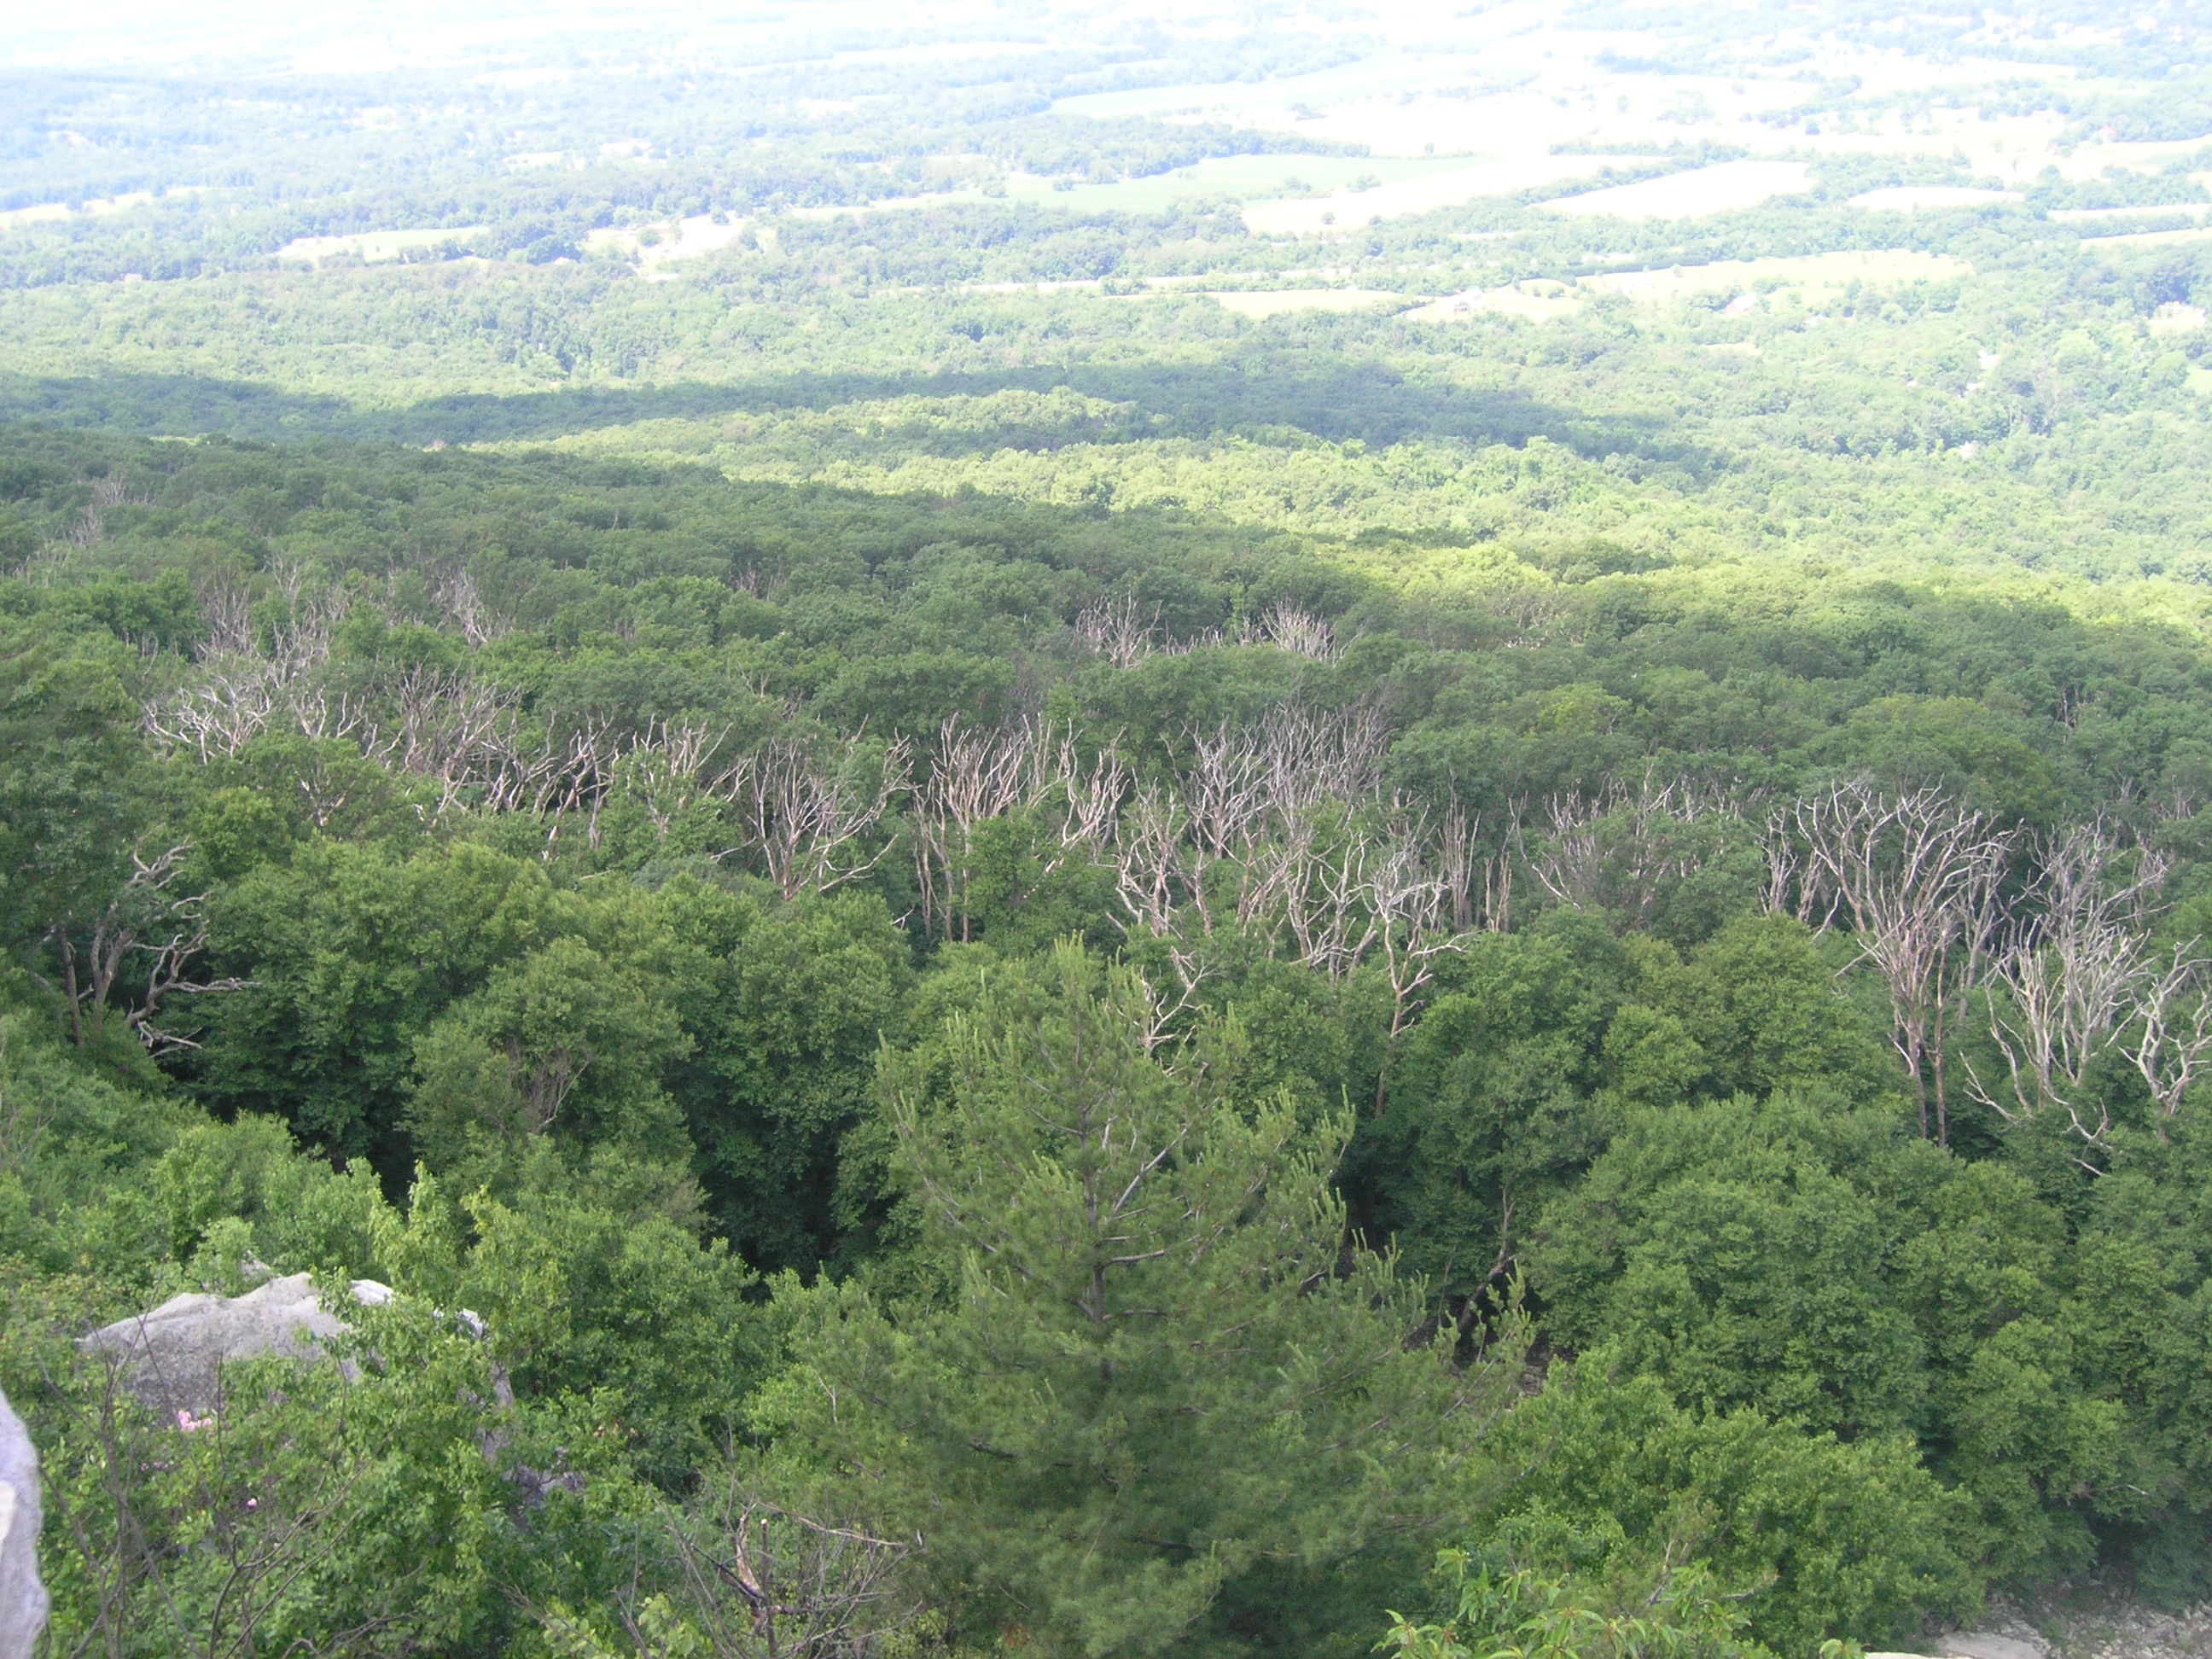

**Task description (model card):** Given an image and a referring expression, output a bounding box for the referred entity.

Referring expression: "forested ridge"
[8,421,2212,1655]
[11,3,2212,1656]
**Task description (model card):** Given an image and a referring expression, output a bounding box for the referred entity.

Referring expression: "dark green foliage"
[771,945,1524,1658]
[1456,1364,1979,1653]
[1530,1097,2134,1585]
[1353,912,1895,1307]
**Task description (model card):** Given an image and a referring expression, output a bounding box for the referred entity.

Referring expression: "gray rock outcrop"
[80,1272,393,1419]
[1941,1636,2046,1659]
[1869,1632,2051,1659]
[79,1275,556,1510]
[0,1385,48,1659]
[1871,1600,2212,1659]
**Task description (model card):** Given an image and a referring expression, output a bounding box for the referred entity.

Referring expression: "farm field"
[1199,286,1412,317]
[1242,153,1642,234]
[998,153,1476,215]
[582,213,752,272]
[275,225,489,264]
[1583,249,1976,306]
[1539,160,1815,221]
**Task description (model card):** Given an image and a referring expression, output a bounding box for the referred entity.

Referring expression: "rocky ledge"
[0,1386,48,1659]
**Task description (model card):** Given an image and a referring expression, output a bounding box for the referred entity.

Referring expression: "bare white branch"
[1970,822,2210,1156]
[1783,779,2014,1143]
[710,734,912,900]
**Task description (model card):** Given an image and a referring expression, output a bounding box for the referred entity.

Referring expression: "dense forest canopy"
[8,3,2212,1657]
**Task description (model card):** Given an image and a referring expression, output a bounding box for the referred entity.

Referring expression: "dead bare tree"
[1073,595,1161,667]
[1365,815,1470,1115]
[1282,814,1381,981]
[1253,602,1341,664]
[32,843,252,1053]
[354,667,536,817]
[1184,723,1275,863]
[1102,701,1412,1019]
[1496,585,1569,649]
[145,568,348,761]
[1970,822,2212,1159]
[1530,791,1605,911]
[1435,804,1516,934]
[1035,728,1130,874]
[143,667,255,760]
[617,719,736,837]
[1760,800,1799,918]
[2127,946,2212,1135]
[429,565,509,648]
[1257,701,1388,812]
[478,719,614,824]
[1109,783,1209,996]
[713,736,912,901]
[194,572,256,656]
[529,1477,917,1659]
[143,654,306,761]
[1781,779,2014,1144]
[1103,783,1258,1045]
[1530,771,1744,929]
[1171,702,1388,859]
[661,1489,915,1659]
[912,718,1040,941]
[1436,806,1482,934]
[262,560,347,671]
[90,476,152,509]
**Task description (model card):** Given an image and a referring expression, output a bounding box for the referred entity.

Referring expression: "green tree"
[1530,1094,2122,1588]
[1380,1543,1774,1659]
[0,618,169,1057]
[193,840,564,1161]
[653,882,912,1274]
[374,1155,764,1483]
[1462,1363,1979,1652]
[771,943,1522,1658]
[406,933,693,1193]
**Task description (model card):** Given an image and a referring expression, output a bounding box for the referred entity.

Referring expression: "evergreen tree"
[777,942,1522,1658]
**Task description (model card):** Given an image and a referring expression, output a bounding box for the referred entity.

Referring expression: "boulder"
[0,1386,48,1659]
[80,1272,393,1419]
[78,1275,556,1505]
[1866,1636,2047,1659]
[1941,1638,2045,1659]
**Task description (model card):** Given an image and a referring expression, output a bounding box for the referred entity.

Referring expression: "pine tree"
[783,942,1523,1658]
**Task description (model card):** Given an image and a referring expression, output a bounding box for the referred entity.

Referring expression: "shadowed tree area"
[0,348,1688,462]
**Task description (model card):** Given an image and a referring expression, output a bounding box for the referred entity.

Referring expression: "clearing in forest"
[1540,160,1813,221]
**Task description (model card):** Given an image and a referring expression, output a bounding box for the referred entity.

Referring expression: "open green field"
[274,226,489,263]
[1000,152,1476,214]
